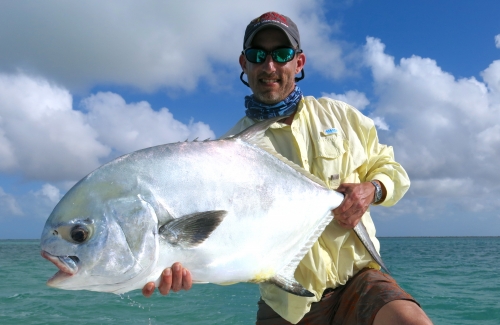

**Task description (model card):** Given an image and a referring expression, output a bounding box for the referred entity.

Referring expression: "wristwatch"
[370,180,383,204]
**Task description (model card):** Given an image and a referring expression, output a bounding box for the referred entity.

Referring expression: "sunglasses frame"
[243,47,302,64]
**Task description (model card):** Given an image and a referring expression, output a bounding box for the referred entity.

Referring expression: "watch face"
[372,181,382,203]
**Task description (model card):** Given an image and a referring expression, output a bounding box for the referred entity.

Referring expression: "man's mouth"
[259,73,280,85]
[261,78,279,84]
[41,250,80,286]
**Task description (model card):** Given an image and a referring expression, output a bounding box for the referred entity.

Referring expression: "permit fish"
[40,116,388,297]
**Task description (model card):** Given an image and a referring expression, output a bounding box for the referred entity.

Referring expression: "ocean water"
[1,237,499,324]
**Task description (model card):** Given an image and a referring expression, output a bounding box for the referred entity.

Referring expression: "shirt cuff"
[370,173,394,205]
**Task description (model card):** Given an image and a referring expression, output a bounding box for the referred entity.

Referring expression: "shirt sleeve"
[347,105,410,206]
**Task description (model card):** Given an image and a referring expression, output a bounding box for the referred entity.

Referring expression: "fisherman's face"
[240,28,305,104]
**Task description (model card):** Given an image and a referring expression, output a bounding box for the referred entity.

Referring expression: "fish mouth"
[41,250,80,286]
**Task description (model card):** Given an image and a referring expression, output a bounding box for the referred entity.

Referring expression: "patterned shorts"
[256,268,420,325]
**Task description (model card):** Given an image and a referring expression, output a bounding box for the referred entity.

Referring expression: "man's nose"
[260,54,277,73]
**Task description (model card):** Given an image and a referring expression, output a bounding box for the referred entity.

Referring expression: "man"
[143,12,433,325]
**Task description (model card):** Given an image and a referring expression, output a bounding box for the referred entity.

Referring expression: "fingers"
[332,193,357,228]
[182,268,193,291]
[333,200,364,228]
[158,267,173,295]
[142,282,156,298]
[334,212,360,229]
[142,262,193,297]
[171,262,185,292]
[333,183,373,229]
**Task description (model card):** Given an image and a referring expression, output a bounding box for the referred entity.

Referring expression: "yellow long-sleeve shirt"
[224,96,410,324]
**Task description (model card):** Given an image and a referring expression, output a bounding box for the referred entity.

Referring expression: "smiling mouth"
[41,250,80,286]
[260,78,280,86]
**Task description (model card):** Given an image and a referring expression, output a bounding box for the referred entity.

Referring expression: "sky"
[0,0,499,238]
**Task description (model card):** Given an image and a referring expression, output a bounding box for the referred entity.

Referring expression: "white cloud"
[0,73,215,183]
[481,60,500,94]
[0,187,23,217]
[82,92,215,155]
[0,0,347,93]
[495,34,500,48]
[0,73,109,181]
[322,90,370,110]
[35,184,62,204]
[363,37,500,216]
[411,178,473,198]
[0,183,63,222]
[476,125,500,158]
[322,90,391,130]
[28,184,63,220]
[371,116,389,131]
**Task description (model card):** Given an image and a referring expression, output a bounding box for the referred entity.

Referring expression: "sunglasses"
[243,47,302,64]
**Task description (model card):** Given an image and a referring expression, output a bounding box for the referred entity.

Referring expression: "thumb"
[336,184,347,193]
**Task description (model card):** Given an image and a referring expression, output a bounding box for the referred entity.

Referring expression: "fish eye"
[70,225,89,243]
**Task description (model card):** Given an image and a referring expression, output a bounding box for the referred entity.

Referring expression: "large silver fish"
[40,116,388,297]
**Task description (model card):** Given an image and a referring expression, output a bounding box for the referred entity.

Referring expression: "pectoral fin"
[159,210,227,249]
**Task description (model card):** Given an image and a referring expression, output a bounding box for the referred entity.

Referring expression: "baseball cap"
[243,12,301,49]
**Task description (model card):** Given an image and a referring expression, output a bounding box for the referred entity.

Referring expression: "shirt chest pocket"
[313,134,347,189]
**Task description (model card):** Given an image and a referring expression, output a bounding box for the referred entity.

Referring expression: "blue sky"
[0,1,499,238]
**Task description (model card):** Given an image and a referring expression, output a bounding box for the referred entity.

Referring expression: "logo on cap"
[250,12,288,27]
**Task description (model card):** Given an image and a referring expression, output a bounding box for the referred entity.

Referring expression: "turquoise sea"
[1,237,499,324]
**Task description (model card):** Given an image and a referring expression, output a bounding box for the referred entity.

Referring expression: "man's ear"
[295,52,306,74]
[239,53,247,73]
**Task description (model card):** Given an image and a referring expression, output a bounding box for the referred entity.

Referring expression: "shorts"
[256,268,420,325]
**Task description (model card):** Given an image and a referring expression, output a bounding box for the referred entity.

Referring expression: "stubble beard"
[252,79,294,105]
[253,91,283,105]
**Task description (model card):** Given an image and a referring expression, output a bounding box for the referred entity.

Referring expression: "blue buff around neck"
[245,86,303,120]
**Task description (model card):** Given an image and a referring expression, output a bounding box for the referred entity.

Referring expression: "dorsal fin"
[232,116,286,144]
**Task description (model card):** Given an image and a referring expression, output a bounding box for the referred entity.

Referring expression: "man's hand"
[332,182,379,229]
[142,262,192,297]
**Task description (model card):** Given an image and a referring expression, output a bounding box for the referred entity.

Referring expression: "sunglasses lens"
[245,48,296,63]
[272,48,295,63]
[245,49,266,63]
